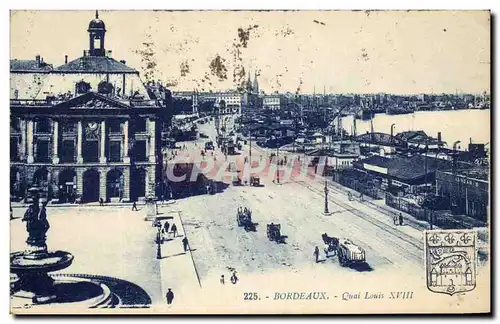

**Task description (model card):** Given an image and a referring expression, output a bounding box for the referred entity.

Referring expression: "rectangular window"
[10,117,20,133]
[109,120,122,133]
[10,137,19,161]
[109,141,121,162]
[134,140,147,161]
[35,140,50,162]
[61,140,75,163]
[62,122,76,134]
[83,141,99,162]
[135,118,147,133]
[36,119,51,133]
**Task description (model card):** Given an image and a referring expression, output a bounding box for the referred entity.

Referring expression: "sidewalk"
[154,203,202,306]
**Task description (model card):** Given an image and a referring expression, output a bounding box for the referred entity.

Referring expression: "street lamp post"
[276,145,280,184]
[451,140,461,213]
[156,226,162,259]
[324,179,329,214]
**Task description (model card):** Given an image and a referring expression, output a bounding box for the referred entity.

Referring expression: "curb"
[175,211,202,288]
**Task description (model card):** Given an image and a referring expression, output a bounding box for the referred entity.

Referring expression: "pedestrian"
[182,237,189,252]
[399,213,404,226]
[132,201,138,211]
[313,246,320,263]
[166,288,174,305]
[220,275,225,284]
[99,198,104,206]
[164,221,170,234]
[171,223,178,238]
[10,204,13,220]
[393,214,398,225]
[230,271,239,284]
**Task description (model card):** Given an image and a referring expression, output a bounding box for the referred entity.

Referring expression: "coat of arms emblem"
[425,230,476,296]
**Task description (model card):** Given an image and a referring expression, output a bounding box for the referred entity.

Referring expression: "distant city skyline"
[11,10,490,95]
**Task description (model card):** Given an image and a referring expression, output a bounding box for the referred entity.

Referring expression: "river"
[341,109,490,150]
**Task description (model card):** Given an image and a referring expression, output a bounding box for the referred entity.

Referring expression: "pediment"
[53,92,130,110]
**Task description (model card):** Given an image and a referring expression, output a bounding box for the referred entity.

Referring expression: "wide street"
[175,117,426,292]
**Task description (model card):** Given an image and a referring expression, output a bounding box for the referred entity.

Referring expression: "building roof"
[10,59,53,72]
[54,56,137,74]
[438,167,489,182]
[357,155,392,169]
[356,155,454,182]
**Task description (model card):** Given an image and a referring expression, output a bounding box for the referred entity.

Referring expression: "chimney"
[83,50,86,57]
[65,55,68,64]
[437,132,442,143]
[35,54,41,67]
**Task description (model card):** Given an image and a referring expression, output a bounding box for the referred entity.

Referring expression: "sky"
[10,10,490,95]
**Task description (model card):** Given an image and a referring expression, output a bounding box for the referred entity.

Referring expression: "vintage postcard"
[9,10,490,314]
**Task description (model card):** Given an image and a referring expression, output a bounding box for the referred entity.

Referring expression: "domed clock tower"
[88,10,106,56]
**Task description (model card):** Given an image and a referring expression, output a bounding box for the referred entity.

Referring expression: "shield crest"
[425,230,476,296]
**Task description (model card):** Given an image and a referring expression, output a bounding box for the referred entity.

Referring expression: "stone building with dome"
[10,11,164,203]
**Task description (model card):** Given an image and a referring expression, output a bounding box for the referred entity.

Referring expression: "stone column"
[27,119,34,163]
[99,170,107,202]
[122,168,130,202]
[19,119,26,160]
[52,120,60,164]
[77,121,83,163]
[148,118,156,163]
[100,120,107,163]
[123,120,130,163]
[148,164,157,198]
[76,168,84,199]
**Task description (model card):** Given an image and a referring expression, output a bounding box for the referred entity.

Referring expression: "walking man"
[164,221,170,234]
[166,288,174,305]
[230,271,239,284]
[182,237,189,252]
[10,204,13,220]
[99,198,104,206]
[171,223,178,238]
[220,275,225,284]
[313,246,320,263]
[393,214,398,225]
[132,201,138,211]
[399,213,404,226]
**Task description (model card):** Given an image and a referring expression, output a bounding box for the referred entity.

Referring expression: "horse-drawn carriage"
[206,180,217,195]
[237,207,256,231]
[322,233,340,257]
[267,223,286,243]
[321,233,366,266]
[250,175,260,187]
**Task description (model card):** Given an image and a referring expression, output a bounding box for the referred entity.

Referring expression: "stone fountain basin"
[10,251,74,274]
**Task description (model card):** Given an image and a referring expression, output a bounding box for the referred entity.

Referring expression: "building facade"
[435,168,489,221]
[10,12,162,203]
[262,95,281,110]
